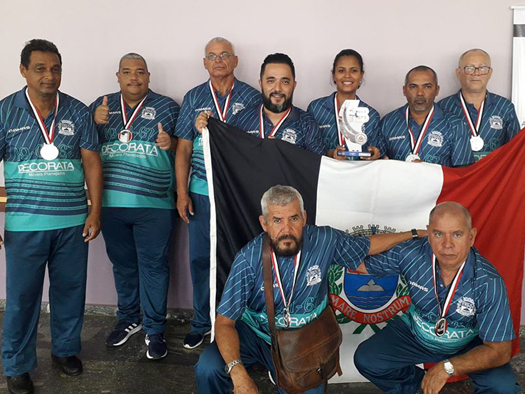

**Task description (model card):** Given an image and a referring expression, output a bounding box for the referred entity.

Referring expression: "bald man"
[439,49,521,161]
[354,202,519,394]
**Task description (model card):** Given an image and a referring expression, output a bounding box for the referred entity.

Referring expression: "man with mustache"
[176,37,261,350]
[354,202,519,394]
[439,49,521,162]
[379,66,474,166]
[195,53,325,155]
[195,185,425,393]
[89,53,180,360]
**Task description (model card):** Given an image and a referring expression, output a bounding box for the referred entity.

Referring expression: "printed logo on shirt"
[306,265,322,287]
[101,142,159,157]
[319,124,331,129]
[456,296,476,317]
[195,107,212,113]
[18,161,74,175]
[247,130,259,136]
[109,111,122,115]
[57,120,75,136]
[281,129,297,144]
[409,281,429,292]
[389,135,406,141]
[232,102,245,116]
[427,130,443,148]
[7,126,30,134]
[141,107,156,120]
[489,115,503,130]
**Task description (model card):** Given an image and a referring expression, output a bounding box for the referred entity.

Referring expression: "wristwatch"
[225,358,243,375]
[411,229,419,240]
[443,359,454,376]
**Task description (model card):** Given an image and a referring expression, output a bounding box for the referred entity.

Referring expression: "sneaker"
[145,334,168,360]
[106,321,142,347]
[183,330,211,349]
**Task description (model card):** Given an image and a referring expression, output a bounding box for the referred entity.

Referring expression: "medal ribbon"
[270,249,301,320]
[432,255,466,321]
[334,94,346,147]
[25,88,59,145]
[459,92,484,138]
[259,105,292,139]
[120,94,148,130]
[405,106,434,156]
[209,80,234,122]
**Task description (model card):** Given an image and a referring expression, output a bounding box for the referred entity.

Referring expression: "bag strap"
[262,234,277,335]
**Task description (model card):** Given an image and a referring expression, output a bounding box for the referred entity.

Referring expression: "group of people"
[0,34,520,394]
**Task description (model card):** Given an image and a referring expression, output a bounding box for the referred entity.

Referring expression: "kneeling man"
[196,185,424,393]
[354,202,519,394]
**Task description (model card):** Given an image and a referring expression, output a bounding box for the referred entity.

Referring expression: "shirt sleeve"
[79,105,100,151]
[364,242,406,277]
[175,91,198,141]
[217,249,256,321]
[165,100,181,137]
[365,108,385,155]
[476,276,515,342]
[451,119,474,167]
[302,113,326,155]
[330,228,370,270]
[504,101,521,143]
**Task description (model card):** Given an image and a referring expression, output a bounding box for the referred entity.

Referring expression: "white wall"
[0,0,523,315]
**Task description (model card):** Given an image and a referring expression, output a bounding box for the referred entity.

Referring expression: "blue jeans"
[195,321,325,394]
[354,318,520,394]
[102,207,175,334]
[2,225,88,376]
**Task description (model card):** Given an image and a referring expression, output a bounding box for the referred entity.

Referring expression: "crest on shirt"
[306,265,322,287]
[456,296,476,317]
[328,224,411,333]
[141,107,156,120]
[427,130,443,148]
[489,115,503,130]
[57,120,75,136]
[232,102,245,116]
[281,129,297,144]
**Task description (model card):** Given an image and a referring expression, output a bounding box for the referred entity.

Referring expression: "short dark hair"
[21,39,62,68]
[404,65,438,86]
[260,53,295,79]
[331,49,365,76]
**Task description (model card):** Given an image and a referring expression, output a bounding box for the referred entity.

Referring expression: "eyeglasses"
[461,65,491,75]
[205,53,233,61]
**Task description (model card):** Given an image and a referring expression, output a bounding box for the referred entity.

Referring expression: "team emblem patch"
[456,296,476,317]
[57,120,75,136]
[489,116,503,130]
[141,107,156,120]
[281,129,297,144]
[306,265,322,287]
[427,130,443,147]
[232,102,245,116]
[329,225,411,332]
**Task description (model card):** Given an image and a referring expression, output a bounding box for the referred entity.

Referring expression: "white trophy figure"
[338,100,370,156]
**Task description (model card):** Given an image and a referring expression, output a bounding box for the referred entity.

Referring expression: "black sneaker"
[145,334,168,360]
[106,321,142,347]
[6,372,34,394]
[183,330,211,349]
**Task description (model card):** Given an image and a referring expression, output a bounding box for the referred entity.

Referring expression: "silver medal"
[406,153,421,163]
[434,317,448,337]
[40,143,59,160]
[470,136,484,152]
[118,129,133,143]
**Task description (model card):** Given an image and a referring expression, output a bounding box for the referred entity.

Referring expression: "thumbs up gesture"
[94,96,110,125]
[155,122,175,151]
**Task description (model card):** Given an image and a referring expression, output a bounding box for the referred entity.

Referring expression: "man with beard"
[195,185,425,394]
[195,53,325,155]
[176,37,261,349]
[379,66,474,166]
[439,49,521,162]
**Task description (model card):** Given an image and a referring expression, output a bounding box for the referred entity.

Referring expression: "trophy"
[338,100,370,157]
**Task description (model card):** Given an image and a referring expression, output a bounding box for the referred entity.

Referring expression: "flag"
[203,117,525,382]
